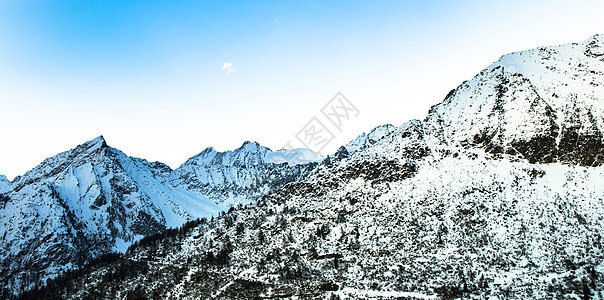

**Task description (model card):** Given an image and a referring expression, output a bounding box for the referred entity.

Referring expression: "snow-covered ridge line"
[265,148,324,166]
[422,33,604,166]
[169,140,320,208]
[176,140,323,169]
[344,124,396,155]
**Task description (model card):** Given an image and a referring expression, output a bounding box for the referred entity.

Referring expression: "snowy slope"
[32,34,604,299]
[0,175,9,193]
[344,124,396,154]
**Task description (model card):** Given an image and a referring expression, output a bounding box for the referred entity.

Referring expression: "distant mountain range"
[3,34,604,299]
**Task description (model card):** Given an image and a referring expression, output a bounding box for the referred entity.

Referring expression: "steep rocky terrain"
[11,34,604,299]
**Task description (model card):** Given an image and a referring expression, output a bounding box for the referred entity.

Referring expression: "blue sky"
[1,0,603,179]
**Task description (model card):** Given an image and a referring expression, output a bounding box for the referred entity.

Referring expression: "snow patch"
[264,148,324,166]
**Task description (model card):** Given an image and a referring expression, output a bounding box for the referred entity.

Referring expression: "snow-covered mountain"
[27,34,604,299]
[0,136,221,293]
[424,33,604,166]
[169,141,317,208]
[0,137,318,295]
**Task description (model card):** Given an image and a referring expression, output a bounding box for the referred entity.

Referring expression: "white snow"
[264,148,324,165]
[424,34,604,151]
[345,124,396,154]
[0,175,10,193]
[336,287,438,299]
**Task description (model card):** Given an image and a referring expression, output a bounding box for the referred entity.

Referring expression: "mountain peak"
[240,141,263,152]
[200,146,215,154]
[424,34,604,166]
[85,135,108,150]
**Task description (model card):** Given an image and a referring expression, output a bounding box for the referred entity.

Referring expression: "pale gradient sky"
[1,0,603,180]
